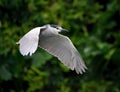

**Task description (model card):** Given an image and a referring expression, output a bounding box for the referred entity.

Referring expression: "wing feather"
[39,34,87,74]
[18,27,40,56]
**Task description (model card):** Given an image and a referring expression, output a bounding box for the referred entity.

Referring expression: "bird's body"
[17,24,87,74]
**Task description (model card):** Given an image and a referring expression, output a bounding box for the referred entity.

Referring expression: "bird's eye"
[56,27,59,30]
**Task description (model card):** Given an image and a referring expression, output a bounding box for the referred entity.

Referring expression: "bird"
[16,24,87,74]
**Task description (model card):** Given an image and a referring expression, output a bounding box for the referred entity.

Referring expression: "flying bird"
[17,24,87,74]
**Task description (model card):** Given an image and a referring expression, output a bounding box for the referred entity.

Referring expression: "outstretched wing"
[39,34,87,74]
[18,27,40,56]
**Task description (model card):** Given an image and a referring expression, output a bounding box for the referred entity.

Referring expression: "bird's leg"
[16,42,20,45]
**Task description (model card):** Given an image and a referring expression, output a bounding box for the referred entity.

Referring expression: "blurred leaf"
[0,66,12,80]
[32,49,52,67]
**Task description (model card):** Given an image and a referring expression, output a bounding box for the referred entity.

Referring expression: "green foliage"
[24,67,48,92]
[0,0,120,92]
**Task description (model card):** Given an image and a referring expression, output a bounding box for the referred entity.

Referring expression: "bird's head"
[42,24,67,33]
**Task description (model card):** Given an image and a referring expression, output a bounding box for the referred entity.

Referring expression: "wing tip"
[75,64,87,74]
[19,48,35,56]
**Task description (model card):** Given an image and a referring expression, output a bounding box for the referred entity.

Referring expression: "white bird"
[17,24,87,74]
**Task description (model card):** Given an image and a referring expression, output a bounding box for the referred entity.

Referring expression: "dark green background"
[0,0,120,92]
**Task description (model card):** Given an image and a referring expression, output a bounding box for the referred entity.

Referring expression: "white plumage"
[18,27,41,56]
[17,24,87,74]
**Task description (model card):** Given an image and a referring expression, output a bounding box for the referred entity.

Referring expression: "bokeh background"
[0,0,120,92]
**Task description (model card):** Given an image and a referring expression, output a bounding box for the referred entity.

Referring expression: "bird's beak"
[61,29,68,32]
